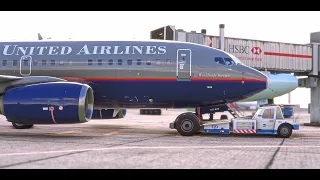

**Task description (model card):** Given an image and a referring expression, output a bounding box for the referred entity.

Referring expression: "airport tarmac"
[0,108,320,169]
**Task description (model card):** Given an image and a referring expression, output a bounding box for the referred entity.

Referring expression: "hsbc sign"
[228,45,263,55]
[251,47,262,55]
[228,45,250,54]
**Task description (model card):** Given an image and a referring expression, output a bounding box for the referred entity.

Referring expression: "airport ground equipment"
[170,105,299,138]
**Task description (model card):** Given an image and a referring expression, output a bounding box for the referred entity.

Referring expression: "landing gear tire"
[175,112,200,136]
[277,123,292,138]
[12,122,34,129]
[140,109,161,115]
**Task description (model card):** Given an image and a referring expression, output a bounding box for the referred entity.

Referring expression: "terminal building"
[150,25,320,125]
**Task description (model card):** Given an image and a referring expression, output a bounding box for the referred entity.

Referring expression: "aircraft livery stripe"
[63,77,266,82]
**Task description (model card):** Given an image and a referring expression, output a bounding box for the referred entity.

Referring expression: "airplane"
[0,39,268,136]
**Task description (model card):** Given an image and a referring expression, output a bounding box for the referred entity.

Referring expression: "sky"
[0,11,319,108]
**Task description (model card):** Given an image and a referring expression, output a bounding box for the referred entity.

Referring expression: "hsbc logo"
[251,47,262,55]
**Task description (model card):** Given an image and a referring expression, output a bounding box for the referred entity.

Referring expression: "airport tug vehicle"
[170,105,299,138]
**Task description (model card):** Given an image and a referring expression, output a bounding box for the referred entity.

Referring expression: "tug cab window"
[262,109,274,119]
[276,107,284,119]
[214,57,226,65]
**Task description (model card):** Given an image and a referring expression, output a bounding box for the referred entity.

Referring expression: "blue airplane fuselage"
[0,40,268,109]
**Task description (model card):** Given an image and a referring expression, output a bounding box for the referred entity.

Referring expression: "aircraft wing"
[0,75,23,83]
[0,75,67,93]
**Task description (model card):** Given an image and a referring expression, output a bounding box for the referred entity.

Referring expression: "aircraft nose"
[242,65,268,85]
[267,73,298,95]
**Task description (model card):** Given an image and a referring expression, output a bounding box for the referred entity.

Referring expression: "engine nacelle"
[0,82,94,124]
[91,109,127,119]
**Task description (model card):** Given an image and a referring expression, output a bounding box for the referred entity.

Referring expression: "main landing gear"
[11,122,34,129]
[170,104,233,136]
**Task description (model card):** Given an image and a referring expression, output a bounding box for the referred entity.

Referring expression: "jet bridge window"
[98,59,102,65]
[13,60,17,66]
[137,59,142,65]
[214,57,226,65]
[127,59,132,65]
[262,109,275,119]
[88,59,93,65]
[108,59,113,65]
[224,57,235,66]
[2,60,7,66]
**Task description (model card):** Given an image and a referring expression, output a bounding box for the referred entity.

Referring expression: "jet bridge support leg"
[299,42,320,126]
[304,76,320,126]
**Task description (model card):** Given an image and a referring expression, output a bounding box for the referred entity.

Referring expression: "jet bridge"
[151,25,312,74]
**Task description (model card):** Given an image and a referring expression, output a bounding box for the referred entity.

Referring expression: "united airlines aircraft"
[0,40,268,135]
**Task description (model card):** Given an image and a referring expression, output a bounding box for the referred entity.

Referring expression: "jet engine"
[91,109,127,119]
[0,82,94,125]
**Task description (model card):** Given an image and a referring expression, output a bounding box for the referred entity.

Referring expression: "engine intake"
[0,82,94,124]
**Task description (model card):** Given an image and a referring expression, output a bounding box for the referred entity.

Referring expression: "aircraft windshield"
[224,51,244,65]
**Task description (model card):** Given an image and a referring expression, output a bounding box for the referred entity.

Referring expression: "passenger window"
[118,59,122,65]
[68,59,72,65]
[146,60,151,65]
[98,59,102,65]
[214,57,226,65]
[88,59,93,66]
[137,59,142,65]
[33,60,38,66]
[59,60,64,65]
[108,59,113,65]
[262,109,274,119]
[224,58,235,66]
[166,59,171,64]
[42,60,46,66]
[127,59,132,65]
[156,59,161,65]
[51,60,55,66]
[2,60,7,66]
[13,60,17,66]
[276,107,284,119]
[24,60,29,66]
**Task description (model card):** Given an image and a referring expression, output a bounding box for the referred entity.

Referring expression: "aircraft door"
[20,55,32,76]
[176,49,192,80]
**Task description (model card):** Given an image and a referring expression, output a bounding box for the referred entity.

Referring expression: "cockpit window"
[224,52,244,65]
[224,58,235,66]
[214,57,226,65]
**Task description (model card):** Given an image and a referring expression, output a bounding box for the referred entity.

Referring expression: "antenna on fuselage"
[37,33,43,40]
